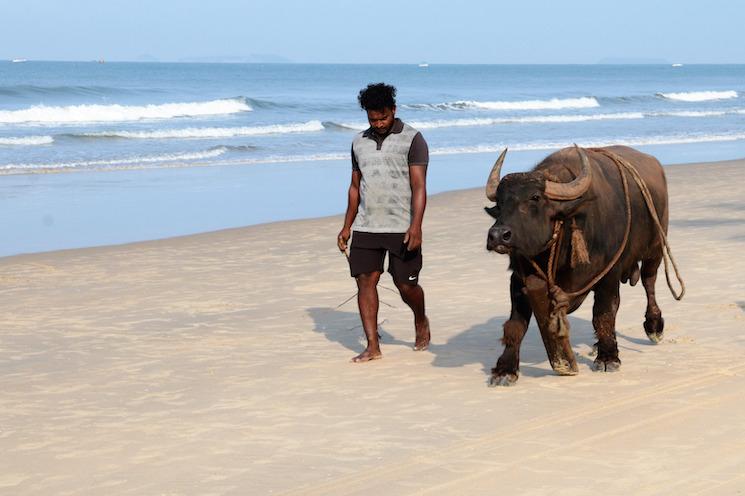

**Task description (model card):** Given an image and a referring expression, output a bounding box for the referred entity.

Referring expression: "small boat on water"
[671,63,683,67]
[418,63,429,68]
[11,58,28,63]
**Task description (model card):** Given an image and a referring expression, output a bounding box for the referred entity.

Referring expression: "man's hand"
[404,225,422,251]
[337,227,351,252]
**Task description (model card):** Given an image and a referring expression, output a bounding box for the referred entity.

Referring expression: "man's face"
[366,106,396,136]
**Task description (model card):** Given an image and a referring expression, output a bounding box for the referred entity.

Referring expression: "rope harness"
[526,148,686,339]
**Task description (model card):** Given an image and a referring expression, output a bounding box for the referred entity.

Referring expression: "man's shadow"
[308,306,599,378]
[307,307,410,353]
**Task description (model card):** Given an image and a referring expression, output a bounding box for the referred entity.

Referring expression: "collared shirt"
[351,118,429,170]
[350,119,428,233]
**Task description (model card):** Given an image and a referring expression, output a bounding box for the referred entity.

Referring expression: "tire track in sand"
[280,363,745,496]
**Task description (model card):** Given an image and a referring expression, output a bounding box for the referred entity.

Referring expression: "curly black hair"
[358,83,397,111]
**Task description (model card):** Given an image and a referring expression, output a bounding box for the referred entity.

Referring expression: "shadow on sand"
[306,307,410,355]
[307,306,601,380]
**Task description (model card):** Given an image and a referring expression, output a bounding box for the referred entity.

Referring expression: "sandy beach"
[2,158,745,495]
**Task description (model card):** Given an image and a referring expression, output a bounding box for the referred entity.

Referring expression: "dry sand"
[2,158,745,495]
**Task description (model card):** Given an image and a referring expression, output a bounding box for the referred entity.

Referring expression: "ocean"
[2,62,745,256]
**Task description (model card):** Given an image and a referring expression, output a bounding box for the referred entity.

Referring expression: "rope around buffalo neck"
[528,148,685,302]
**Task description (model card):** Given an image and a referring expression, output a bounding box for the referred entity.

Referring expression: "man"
[337,82,430,363]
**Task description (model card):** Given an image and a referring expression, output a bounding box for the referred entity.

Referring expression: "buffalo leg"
[524,275,578,375]
[641,256,665,343]
[489,273,533,387]
[592,278,621,372]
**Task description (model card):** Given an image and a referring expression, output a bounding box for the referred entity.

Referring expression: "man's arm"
[338,170,361,252]
[404,165,426,251]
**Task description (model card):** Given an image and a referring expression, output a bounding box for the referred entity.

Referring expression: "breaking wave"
[410,113,643,129]
[7,131,745,176]
[0,148,229,172]
[321,121,359,131]
[330,114,643,131]
[429,132,745,155]
[208,144,258,152]
[70,121,325,139]
[657,90,738,102]
[0,97,252,125]
[404,97,600,111]
[0,135,54,146]
[324,108,744,132]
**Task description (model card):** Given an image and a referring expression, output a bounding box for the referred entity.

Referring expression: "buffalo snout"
[487,225,512,254]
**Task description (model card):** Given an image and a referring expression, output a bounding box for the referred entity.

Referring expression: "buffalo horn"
[485,148,508,201]
[544,144,593,200]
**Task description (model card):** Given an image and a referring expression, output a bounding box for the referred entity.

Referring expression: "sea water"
[1,62,744,256]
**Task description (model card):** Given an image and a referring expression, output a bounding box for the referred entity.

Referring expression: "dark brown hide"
[486,146,668,386]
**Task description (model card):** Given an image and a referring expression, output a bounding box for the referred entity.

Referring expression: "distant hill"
[178,54,292,63]
[597,57,670,64]
[136,54,160,62]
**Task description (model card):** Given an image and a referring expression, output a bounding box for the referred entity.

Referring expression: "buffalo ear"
[548,195,592,218]
[484,205,499,219]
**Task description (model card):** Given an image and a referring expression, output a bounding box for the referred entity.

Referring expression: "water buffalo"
[485,145,677,386]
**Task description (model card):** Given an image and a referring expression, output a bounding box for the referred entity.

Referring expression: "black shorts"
[349,231,423,285]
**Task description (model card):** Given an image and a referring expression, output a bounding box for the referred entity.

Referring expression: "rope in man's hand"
[336,245,397,310]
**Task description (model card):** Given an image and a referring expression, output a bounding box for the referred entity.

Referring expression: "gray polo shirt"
[351,119,429,233]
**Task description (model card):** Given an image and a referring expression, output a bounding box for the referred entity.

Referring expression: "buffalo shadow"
[429,314,599,379]
[308,306,601,379]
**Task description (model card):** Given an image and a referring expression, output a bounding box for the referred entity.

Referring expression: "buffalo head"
[485,146,592,258]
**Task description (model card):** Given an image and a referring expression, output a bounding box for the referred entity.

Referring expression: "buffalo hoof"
[551,358,579,376]
[592,358,621,372]
[488,373,519,387]
[644,316,665,344]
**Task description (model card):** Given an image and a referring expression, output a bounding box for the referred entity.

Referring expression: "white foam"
[0,98,252,125]
[221,152,349,165]
[406,97,600,111]
[6,131,745,174]
[410,112,644,129]
[191,132,745,166]
[334,122,367,131]
[335,112,642,132]
[658,90,738,102]
[658,110,728,118]
[76,121,325,139]
[0,135,54,145]
[1,148,227,171]
[429,132,745,155]
[341,108,743,132]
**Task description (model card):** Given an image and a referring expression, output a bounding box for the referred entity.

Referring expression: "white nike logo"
[408,275,417,281]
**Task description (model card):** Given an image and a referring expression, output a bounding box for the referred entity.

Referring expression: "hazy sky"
[1,0,743,64]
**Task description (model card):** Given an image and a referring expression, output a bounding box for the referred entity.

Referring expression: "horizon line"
[4,59,745,66]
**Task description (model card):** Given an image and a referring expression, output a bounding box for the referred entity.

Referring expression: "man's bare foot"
[351,349,382,363]
[414,317,430,351]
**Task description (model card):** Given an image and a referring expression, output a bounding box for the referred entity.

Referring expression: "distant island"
[596,57,670,64]
[177,54,292,64]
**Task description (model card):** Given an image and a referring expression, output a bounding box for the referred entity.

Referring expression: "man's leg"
[390,238,429,351]
[352,271,383,362]
[395,281,429,351]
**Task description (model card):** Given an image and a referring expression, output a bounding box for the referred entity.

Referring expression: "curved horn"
[544,144,593,200]
[485,148,508,201]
